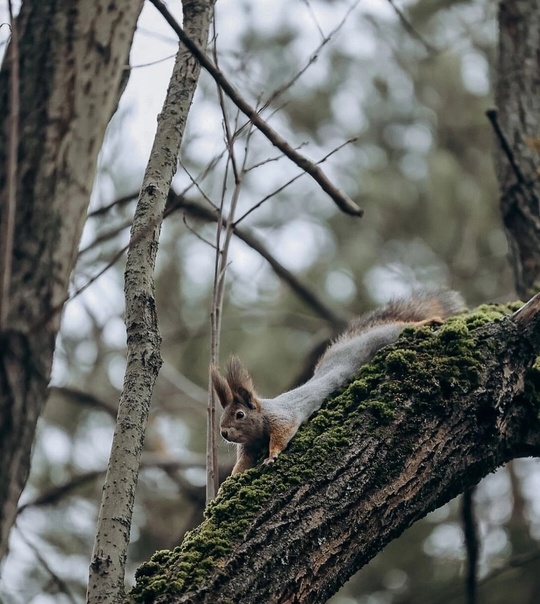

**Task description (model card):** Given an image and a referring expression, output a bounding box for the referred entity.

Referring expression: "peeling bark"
[0,0,145,561]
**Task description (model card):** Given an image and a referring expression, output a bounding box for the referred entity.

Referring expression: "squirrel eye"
[235,410,245,420]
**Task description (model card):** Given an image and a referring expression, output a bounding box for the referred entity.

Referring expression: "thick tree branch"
[129,300,540,604]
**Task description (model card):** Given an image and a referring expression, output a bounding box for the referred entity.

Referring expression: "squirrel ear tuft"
[226,355,254,393]
[210,365,233,408]
[226,356,259,409]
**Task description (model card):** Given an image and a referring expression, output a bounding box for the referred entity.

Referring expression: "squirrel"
[211,289,465,475]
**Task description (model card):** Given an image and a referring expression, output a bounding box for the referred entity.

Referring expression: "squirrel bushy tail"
[347,289,465,334]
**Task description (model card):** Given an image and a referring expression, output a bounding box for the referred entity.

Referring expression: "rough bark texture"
[0,0,144,561]
[495,0,540,299]
[87,1,216,603]
[129,303,540,604]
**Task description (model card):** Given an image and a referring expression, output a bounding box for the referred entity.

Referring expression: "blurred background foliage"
[2,0,539,602]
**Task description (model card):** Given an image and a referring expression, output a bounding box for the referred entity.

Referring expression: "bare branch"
[261,1,361,112]
[48,386,118,418]
[182,214,218,250]
[87,191,138,218]
[386,0,438,55]
[486,109,527,186]
[18,454,207,514]
[171,195,348,328]
[15,526,79,604]
[236,136,358,225]
[149,0,363,217]
[433,550,540,604]
[299,0,325,40]
[206,78,248,500]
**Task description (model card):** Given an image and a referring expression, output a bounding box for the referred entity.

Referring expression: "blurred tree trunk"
[0,0,144,560]
[495,0,540,299]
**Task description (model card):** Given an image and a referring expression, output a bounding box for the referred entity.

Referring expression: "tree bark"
[87,2,216,603]
[129,301,540,604]
[494,0,540,299]
[0,0,144,560]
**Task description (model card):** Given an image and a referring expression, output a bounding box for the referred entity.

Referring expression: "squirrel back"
[212,288,465,475]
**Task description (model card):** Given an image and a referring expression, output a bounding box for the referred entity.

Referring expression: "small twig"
[299,0,325,39]
[182,214,218,249]
[432,549,540,604]
[179,159,220,210]
[87,191,138,218]
[48,386,118,418]
[236,136,359,225]
[263,1,361,113]
[78,218,132,256]
[18,471,104,513]
[486,108,527,185]
[462,488,479,604]
[0,2,19,331]
[477,550,540,587]
[386,0,438,55]
[206,35,247,499]
[14,525,79,604]
[130,52,177,69]
[149,0,363,217]
[17,455,207,514]
[34,203,169,330]
[160,360,208,405]
[245,142,308,172]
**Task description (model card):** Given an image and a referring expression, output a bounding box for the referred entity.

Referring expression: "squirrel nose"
[221,429,228,439]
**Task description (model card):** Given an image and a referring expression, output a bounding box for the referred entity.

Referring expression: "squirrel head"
[211,356,266,445]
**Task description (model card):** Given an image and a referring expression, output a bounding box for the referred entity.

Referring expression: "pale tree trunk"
[87,1,216,602]
[0,0,144,561]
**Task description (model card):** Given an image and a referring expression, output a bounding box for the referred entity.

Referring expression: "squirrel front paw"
[263,455,278,466]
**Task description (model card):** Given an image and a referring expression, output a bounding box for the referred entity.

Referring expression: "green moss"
[129,304,517,603]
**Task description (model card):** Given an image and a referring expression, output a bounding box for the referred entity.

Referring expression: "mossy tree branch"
[129,300,540,604]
